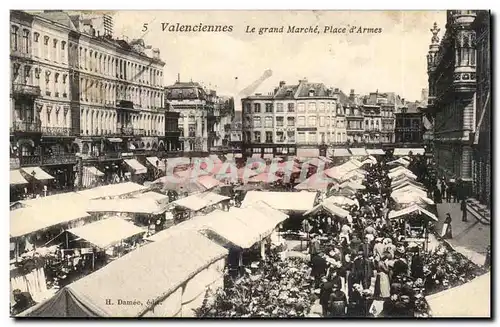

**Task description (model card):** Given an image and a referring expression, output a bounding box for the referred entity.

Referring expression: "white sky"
[111,10,446,102]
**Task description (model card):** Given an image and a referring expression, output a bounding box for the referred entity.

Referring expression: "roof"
[304,201,349,218]
[87,198,168,215]
[366,149,385,155]
[172,192,229,211]
[273,84,300,100]
[134,191,169,203]
[241,191,317,212]
[349,148,368,156]
[294,81,332,98]
[332,148,352,157]
[68,217,145,249]
[76,182,147,200]
[22,231,227,317]
[36,11,77,30]
[294,172,335,191]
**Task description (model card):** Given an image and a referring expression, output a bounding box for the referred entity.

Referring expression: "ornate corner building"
[426,10,491,198]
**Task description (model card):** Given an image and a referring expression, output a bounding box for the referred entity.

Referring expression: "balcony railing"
[19,155,41,167]
[41,126,73,136]
[12,84,41,97]
[121,126,134,136]
[133,129,146,136]
[11,121,41,133]
[41,153,77,165]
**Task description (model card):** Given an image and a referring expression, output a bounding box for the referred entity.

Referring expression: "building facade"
[427,11,479,194]
[165,81,233,154]
[10,10,167,191]
[471,11,491,205]
[394,102,424,144]
[242,79,342,158]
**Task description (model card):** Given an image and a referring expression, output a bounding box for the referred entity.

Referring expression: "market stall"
[426,272,490,317]
[366,149,385,156]
[241,191,317,214]
[171,192,231,221]
[76,182,147,200]
[19,231,228,317]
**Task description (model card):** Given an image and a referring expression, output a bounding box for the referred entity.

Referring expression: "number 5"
[142,23,148,32]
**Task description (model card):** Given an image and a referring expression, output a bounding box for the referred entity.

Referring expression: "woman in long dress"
[375,260,391,299]
[441,213,453,239]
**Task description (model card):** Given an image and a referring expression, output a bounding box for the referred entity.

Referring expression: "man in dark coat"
[460,199,468,222]
[310,253,328,289]
[328,283,348,317]
[319,277,334,316]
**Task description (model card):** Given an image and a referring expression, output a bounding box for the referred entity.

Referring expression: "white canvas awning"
[388,204,438,221]
[10,169,28,185]
[87,198,168,215]
[263,153,274,159]
[304,201,349,218]
[241,191,317,213]
[172,192,230,211]
[252,153,261,159]
[426,273,490,318]
[77,182,147,200]
[296,148,320,158]
[388,169,417,180]
[393,148,425,156]
[333,148,351,157]
[146,157,166,171]
[21,167,54,180]
[197,175,222,190]
[11,206,90,238]
[124,159,147,175]
[325,195,356,207]
[135,191,169,203]
[83,166,105,177]
[349,148,368,156]
[68,217,145,249]
[387,157,410,167]
[366,149,385,155]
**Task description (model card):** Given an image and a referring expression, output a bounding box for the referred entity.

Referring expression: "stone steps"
[466,198,491,225]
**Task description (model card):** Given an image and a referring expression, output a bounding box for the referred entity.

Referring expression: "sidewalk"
[435,202,490,266]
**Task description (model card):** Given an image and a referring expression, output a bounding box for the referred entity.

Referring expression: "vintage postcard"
[9,9,491,318]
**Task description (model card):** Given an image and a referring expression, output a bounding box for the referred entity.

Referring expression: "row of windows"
[245,116,346,128]
[243,131,348,143]
[80,109,165,136]
[10,24,164,88]
[245,101,344,115]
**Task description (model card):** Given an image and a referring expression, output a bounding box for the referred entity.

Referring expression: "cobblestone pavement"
[435,202,491,266]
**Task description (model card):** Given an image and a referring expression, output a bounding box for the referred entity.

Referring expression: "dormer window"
[308,89,315,97]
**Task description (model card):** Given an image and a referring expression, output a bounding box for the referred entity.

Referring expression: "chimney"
[177,73,180,83]
[350,89,355,96]
[402,98,405,105]
[279,81,286,87]
[334,88,339,93]
[274,87,279,95]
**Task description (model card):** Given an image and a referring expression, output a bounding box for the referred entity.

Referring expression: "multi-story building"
[10,10,77,192]
[229,111,243,152]
[471,11,491,205]
[164,105,181,154]
[395,101,424,144]
[426,11,479,194]
[345,90,364,144]
[362,91,398,144]
[165,80,232,154]
[242,79,342,158]
[10,10,167,190]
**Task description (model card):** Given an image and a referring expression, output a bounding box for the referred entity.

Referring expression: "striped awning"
[333,148,351,157]
[124,159,147,175]
[10,170,28,185]
[21,167,54,181]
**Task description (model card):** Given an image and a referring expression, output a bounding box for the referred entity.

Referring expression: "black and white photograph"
[8,8,492,318]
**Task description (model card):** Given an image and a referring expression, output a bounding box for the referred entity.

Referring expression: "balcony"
[116,100,136,110]
[133,129,146,136]
[11,121,41,133]
[121,126,134,136]
[10,158,20,170]
[41,126,73,137]
[41,153,77,165]
[12,84,41,97]
[19,155,41,167]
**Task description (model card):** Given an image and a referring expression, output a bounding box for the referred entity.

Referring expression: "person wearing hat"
[11,289,35,315]
[327,282,348,317]
[383,238,396,260]
[310,252,328,289]
[392,249,409,280]
[319,276,334,317]
[373,238,385,260]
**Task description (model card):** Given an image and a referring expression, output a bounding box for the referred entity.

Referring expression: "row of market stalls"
[19,195,309,317]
